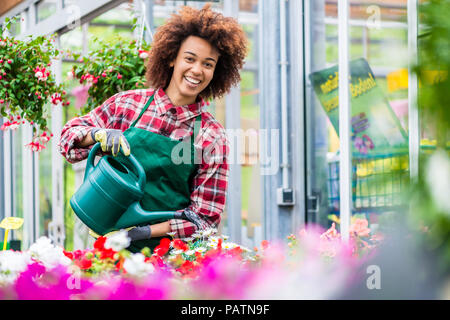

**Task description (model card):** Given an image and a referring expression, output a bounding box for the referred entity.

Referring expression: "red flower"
[217,238,223,252]
[149,255,166,269]
[93,236,117,260]
[261,240,269,250]
[76,257,92,270]
[177,260,195,275]
[173,239,188,252]
[94,236,106,250]
[228,246,243,259]
[159,238,171,248]
[63,250,73,260]
[154,245,169,257]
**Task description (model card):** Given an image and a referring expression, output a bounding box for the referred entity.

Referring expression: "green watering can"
[70,143,198,236]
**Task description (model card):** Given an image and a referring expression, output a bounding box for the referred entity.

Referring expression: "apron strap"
[131,92,202,141]
[131,94,155,128]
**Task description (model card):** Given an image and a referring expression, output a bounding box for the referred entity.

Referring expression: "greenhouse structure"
[0,0,437,251]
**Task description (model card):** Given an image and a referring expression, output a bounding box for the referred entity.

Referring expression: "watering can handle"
[84,142,101,181]
[84,142,146,191]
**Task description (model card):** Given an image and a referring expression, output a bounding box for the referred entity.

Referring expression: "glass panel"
[349,0,409,232]
[37,0,57,23]
[239,0,258,13]
[13,128,23,247]
[39,123,52,237]
[306,0,410,231]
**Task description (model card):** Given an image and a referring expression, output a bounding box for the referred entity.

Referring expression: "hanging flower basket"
[0,17,68,152]
[67,36,151,115]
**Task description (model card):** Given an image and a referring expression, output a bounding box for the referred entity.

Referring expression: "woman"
[59,4,248,252]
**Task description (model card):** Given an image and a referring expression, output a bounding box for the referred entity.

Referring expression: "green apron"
[116,93,201,253]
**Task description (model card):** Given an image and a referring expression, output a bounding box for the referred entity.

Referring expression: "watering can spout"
[114,202,178,230]
[114,202,207,231]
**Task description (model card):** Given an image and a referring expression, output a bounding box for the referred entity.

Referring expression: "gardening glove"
[90,128,130,157]
[127,225,152,241]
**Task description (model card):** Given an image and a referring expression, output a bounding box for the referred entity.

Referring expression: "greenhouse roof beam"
[1,0,129,38]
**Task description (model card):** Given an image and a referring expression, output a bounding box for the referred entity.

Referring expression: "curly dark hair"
[145,4,248,100]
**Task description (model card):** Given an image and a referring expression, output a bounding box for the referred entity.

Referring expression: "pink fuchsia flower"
[25,141,46,152]
[349,218,371,238]
[1,120,20,131]
[138,50,149,59]
[117,73,123,80]
[39,132,51,143]
[34,66,50,81]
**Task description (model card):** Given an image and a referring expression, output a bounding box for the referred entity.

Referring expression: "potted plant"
[0,16,69,151]
[67,36,151,115]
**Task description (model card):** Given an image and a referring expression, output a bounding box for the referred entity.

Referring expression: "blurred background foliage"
[411,0,450,272]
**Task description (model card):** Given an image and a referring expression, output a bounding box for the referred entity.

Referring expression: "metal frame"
[338,0,351,241]
[408,0,419,180]
[223,0,242,243]
[288,0,307,233]
[259,0,306,240]
[0,0,129,38]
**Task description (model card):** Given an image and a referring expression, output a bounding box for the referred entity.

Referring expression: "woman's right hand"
[90,128,131,157]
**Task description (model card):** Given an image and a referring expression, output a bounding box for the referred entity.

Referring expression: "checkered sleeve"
[170,130,230,239]
[58,93,120,164]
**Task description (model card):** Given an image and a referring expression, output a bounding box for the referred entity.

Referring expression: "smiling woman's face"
[165,36,220,106]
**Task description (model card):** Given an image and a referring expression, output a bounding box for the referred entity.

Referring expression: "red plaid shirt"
[59,88,229,239]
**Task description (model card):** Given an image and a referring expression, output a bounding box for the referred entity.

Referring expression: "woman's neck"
[164,86,196,106]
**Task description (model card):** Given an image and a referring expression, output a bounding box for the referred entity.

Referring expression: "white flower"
[185,250,195,256]
[170,249,184,256]
[166,231,177,237]
[35,71,43,78]
[203,228,217,237]
[0,250,31,284]
[183,237,194,242]
[192,232,202,239]
[28,236,71,268]
[123,253,154,277]
[207,242,217,248]
[223,242,238,250]
[426,150,450,215]
[66,71,73,80]
[195,247,206,253]
[222,235,230,241]
[209,236,219,243]
[104,230,130,251]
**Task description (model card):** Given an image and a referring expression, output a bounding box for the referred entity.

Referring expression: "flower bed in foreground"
[0,219,381,300]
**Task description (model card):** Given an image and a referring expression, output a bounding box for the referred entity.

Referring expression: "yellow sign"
[387,69,448,93]
[0,217,24,230]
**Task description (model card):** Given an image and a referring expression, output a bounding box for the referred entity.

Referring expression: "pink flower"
[349,218,371,238]
[25,141,46,152]
[320,222,340,240]
[117,73,122,80]
[139,50,149,59]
